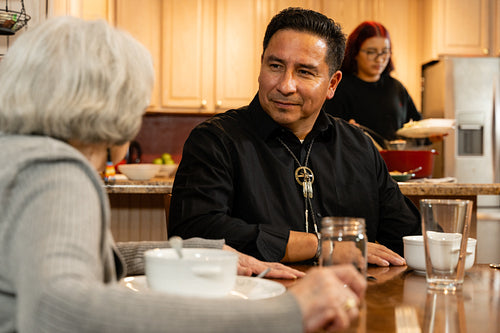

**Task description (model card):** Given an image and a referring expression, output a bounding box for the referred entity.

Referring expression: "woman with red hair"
[324,21,421,147]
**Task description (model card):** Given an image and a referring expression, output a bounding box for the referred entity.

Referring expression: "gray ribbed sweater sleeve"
[1,143,303,332]
[116,238,225,276]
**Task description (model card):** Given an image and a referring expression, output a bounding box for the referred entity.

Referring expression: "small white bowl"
[158,164,178,178]
[403,235,476,272]
[117,163,161,180]
[144,248,238,298]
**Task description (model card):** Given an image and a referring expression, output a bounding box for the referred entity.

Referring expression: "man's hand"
[222,245,305,279]
[367,242,406,266]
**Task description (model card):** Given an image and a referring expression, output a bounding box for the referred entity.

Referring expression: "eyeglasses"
[360,49,391,60]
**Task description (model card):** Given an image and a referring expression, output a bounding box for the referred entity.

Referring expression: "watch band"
[314,232,321,260]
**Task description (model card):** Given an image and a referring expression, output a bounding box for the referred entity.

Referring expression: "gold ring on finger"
[343,297,357,312]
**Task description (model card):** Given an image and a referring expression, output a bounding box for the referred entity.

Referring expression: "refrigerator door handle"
[494,75,500,183]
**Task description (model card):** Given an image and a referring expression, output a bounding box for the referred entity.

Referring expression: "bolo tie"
[277,137,319,237]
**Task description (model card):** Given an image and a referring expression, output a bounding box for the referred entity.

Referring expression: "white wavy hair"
[0,16,154,145]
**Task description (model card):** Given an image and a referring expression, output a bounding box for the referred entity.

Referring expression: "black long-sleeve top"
[324,73,421,143]
[169,95,421,262]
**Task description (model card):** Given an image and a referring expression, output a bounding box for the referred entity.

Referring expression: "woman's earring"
[103,148,116,185]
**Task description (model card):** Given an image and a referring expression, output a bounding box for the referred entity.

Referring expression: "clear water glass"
[319,217,367,277]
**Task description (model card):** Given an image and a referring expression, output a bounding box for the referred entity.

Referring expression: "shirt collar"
[248,94,334,142]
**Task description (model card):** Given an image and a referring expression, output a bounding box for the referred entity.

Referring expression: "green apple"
[153,158,163,165]
[161,153,175,164]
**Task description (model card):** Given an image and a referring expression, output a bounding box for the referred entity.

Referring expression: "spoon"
[256,267,271,278]
[403,166,422,175]
[170,236,183,259]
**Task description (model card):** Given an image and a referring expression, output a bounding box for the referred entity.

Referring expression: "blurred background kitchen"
[2,0,499,263]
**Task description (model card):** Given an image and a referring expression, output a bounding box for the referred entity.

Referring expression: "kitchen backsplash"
[134,113,214,164]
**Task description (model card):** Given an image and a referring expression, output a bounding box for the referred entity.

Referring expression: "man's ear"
[326,71,342,100]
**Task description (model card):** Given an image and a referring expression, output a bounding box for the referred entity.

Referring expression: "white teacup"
[403,234,476,272]
[427,232,462,271]
[144,248,238,298]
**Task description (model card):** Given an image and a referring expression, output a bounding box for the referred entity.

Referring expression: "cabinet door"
[322,0,370,36]
[435,0,490,56]
[214,0,263,111]
[162,0,213,111]
[81,0,114,21]
[115,0,161,109]
[494,0,500,56]
[372,0,422,111]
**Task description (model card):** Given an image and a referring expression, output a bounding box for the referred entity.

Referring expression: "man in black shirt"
[169,8,420,265]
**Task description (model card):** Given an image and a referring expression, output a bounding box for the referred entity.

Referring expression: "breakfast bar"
[105,180,500,242]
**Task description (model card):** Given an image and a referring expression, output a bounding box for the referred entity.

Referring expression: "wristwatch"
[314,232,321,261]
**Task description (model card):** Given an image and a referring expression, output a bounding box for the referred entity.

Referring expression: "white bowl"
[144,248,238,298]
[117,163,161,180]
[158,164,179,177]
[403,235,476,272]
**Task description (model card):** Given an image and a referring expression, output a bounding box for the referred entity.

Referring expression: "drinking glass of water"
[319,217,367,277]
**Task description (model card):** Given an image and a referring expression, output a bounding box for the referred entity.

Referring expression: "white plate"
[396,119,455,138]
[119,275,286,300]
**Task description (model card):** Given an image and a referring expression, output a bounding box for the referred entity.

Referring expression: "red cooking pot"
[379,150,437,178]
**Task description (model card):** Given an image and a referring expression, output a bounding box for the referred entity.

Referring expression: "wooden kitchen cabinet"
[495,0,500,56]
[117,0,265,113]
[161,0,263,113]
[114,0,162,110]
[48,0,424,112]
[422,0,498,60]
[51,0,264,113]
[322,0,422,111]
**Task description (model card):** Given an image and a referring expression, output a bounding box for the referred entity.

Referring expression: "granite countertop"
[104,177,500,196]
[104,177,174,194]
[398,182,500,196]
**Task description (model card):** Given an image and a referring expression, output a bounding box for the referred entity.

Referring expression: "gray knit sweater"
[0,134,302,333]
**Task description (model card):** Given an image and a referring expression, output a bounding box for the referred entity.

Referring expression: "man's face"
[258,29,341,139]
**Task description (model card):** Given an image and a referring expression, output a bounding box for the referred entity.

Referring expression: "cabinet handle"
[201,100,207,108]
[482,48,489,55]
[216,100,222,107]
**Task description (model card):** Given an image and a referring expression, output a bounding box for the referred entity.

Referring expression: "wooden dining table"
[272,264,500,332]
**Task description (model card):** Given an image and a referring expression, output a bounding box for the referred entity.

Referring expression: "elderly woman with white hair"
[0,16,365,333]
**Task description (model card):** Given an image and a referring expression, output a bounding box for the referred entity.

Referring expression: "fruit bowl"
[158,164,179,178]
[117,163,161,180]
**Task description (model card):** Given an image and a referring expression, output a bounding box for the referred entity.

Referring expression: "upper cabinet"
[160,0,264,113]
[322,0,422,110]
[495,0,500,56]
[422,0,499,61]
[115,0,162,110]
[47,0,424,112]
[116,0,264,113]
[45,0,499,114]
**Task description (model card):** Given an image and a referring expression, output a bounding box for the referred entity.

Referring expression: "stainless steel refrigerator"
[422,56,500,206]
[422,56,500,263]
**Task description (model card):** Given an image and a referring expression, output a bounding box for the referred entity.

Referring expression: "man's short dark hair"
[262,7,346,76]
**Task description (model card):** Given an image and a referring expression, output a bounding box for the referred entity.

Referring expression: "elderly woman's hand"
[289,265,367,332]
[222,245,305,279]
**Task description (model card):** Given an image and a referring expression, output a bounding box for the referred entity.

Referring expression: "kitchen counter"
[104,178,500,196]
[398,182,500,196]
[104,177,174,194]
[105,179,500,242]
